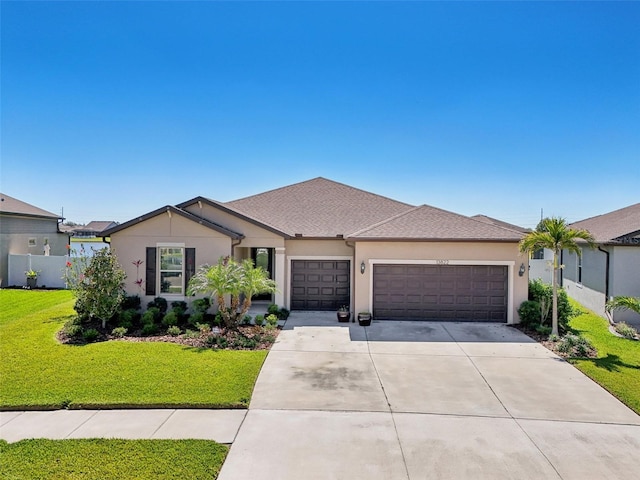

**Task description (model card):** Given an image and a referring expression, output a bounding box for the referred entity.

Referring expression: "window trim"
[157,243,185,296]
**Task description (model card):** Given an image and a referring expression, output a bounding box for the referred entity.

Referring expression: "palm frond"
[606,296,640,314]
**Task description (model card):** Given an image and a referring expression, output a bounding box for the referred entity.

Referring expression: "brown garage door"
[291,260,350,311]
[373,264,507,321]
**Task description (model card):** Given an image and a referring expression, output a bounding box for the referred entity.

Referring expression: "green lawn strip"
[0,290,266,409]
[568,302,640,415]
[0,439,227,480]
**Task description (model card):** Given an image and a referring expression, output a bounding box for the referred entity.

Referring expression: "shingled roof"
[0,193,60,219]
[569,203,640,244]
[226,177,414,237]
[349,205,524,241]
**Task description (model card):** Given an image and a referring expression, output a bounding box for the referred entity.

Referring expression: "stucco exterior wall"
[353,241,528,323]
[610,246,640,326]
[109,212,232,303]
[0,215,68,287]
[183,203,284,248]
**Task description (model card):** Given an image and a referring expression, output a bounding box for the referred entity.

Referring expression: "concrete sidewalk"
[0,409,246,444]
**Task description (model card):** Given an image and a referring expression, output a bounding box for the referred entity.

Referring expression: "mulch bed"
[513,324,598,359]
[57,323,280,350]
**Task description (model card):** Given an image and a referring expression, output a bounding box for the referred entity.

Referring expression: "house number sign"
[436,259,450,265]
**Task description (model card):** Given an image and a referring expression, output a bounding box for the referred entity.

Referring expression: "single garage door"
[373,264,507,321]
[291,260,350,311]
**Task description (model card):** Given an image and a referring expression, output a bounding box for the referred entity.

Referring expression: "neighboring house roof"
[471,214,529,234]
[225,177,414,237]
[0,193,61,219]
[569,203,640,244]
[85,221,119,232]
[177,196,291,238]
[348,205,524,241]
[101,205,244,239]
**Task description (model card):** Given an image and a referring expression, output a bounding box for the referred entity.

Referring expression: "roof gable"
[0,193,60,219]
[102,205,243,239]
[569,203,640,244]
[349,205,524,241]
[225,177,414,237]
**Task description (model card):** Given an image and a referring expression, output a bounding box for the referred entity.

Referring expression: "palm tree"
[519,217,595,336]
[187,256,276,330]
[606,296,640,316]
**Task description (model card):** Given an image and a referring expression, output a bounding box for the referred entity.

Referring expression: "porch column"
[274,247,286,308]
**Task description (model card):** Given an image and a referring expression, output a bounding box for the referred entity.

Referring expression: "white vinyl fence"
[8,254,68,289]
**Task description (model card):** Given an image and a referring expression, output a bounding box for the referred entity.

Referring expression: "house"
[70,221,119,238]
[562,203,640,326]
[102,178,528,323]
[0,193,69,287]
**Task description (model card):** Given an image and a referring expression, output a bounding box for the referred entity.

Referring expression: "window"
[577,251,582,284]
[532,248,544,260]
[159,247,184,294]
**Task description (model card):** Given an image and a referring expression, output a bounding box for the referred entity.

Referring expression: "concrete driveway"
[219,312,640,480]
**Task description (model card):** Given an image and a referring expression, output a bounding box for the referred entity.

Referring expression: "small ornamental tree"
[187,256,277,330]
[519,217,595,336]
[64,247,127,329]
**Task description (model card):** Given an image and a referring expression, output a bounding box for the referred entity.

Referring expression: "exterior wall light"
[360,261,366,274]
[518,263,526,277]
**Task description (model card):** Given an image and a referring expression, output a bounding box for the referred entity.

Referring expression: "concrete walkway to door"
[218,312,640,480]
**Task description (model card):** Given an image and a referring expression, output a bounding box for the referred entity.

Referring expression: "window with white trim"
[159,247,184,294]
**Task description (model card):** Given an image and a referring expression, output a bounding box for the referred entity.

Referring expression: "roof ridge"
[570,202,640,226]
[467,213,529,236]
[348,205,422,237]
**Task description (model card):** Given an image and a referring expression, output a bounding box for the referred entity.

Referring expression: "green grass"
[568,301,640,414]
[0,290,267,409]
[0,439,227,479]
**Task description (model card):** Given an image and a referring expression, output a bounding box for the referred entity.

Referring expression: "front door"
[251,247,274,301]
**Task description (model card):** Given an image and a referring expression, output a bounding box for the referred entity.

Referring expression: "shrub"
[184,329,200,339]
[189,311,204,326]
[162,310,179,327]
[191,298,211,314]
[167,325,181,336]
[121,295,141,311]
[527,279,574,332]
[232,335,257,349]
[266,314,279,326]
[111,327,128,338]
[142,308,160,325]
[254,314,265,326]
[147,297,168,315]
[557,333,595,357]
[614,322,638,339]
[518,301,541,326]
[278,307,290,320]
[171,301,187,312]
[196,323,212,335]
[535,324,552,336]
[62,321,82,338]
[242,315,252,325]
[141,323,159,336]
[267,304,280,315]
[83,328,99,343]
[118,308,140,329]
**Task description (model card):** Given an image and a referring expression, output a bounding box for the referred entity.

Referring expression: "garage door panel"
[291,260,351,311]
[373,264,507,322]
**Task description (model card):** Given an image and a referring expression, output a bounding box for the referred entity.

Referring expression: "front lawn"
[568,302,640,415]
[0,439,227,479]
[0,290,267,409]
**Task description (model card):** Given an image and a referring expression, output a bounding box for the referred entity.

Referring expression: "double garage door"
[291,260,350,311]
[373,264,508,322]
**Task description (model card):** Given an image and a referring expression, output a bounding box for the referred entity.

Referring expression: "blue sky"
[2,1,638,228]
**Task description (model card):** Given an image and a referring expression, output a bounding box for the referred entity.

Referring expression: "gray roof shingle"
[0,193,60,219]
[569,203,640,243]
[349,205,524,241]
[226,177,414,237]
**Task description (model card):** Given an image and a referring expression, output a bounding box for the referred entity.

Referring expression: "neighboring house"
[562,203,640,326]
[71,221,119,238]
[0,193,69,287]
[103,178,528,323]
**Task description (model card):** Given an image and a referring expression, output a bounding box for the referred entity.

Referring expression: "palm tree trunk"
[552,247,559,336]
